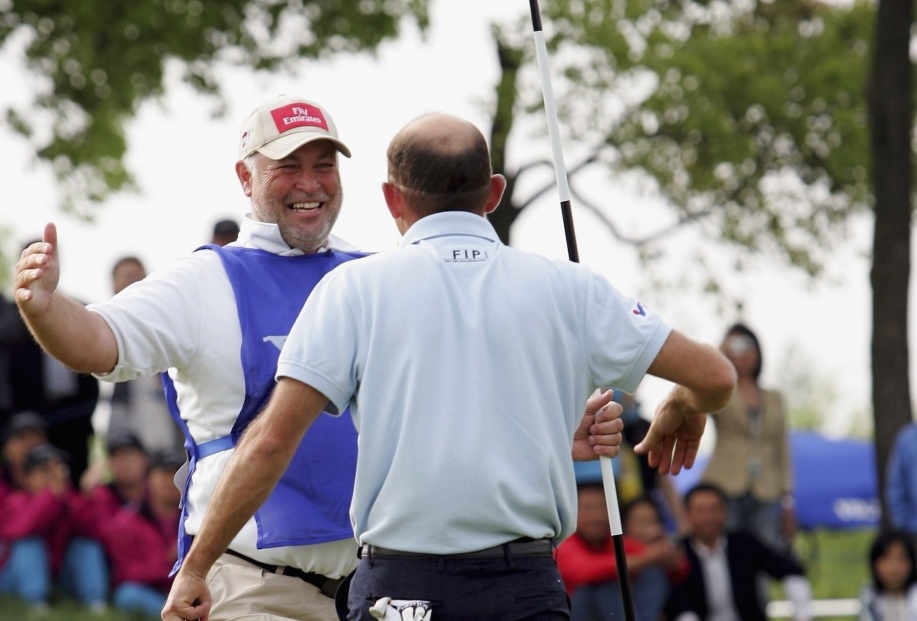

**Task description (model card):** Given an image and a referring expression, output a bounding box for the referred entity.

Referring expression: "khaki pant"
[207,553,338,621]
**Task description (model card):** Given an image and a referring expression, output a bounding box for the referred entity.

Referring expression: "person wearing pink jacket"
[80,430,150,520]
[0,443,108,612]
[102,448,183,618]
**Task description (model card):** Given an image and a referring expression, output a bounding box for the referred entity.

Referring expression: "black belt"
[223,548,344,598]
[359,538,553,559]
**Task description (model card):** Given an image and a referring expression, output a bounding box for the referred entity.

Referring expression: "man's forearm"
[19,294,118,374]
[669,382,733,418]
[647,331,736,414]
[179,429,287,579]
[179,378,329,579]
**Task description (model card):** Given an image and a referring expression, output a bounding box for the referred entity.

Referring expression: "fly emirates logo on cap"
[271,104,329,134]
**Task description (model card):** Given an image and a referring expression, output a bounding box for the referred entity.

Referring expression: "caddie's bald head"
[387,114,493,215]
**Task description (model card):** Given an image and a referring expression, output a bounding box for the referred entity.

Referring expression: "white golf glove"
[368,596,433,621]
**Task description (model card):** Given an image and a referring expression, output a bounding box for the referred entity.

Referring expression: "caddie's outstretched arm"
[14,222,119,374]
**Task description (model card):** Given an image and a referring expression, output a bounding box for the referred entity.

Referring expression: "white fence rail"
[767,598,861,619]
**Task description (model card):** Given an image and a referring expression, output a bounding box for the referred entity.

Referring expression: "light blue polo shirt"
[277,211,671,554]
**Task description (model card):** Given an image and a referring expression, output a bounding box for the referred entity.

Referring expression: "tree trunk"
[867,0,912,526]
[488,37,524,245]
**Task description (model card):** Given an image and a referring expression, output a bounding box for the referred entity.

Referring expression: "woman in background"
[701,322,795,551]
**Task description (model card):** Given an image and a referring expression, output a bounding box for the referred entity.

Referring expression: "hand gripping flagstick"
[527,2,636,620]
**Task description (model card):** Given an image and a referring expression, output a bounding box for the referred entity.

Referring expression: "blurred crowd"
[557,323,917,621]
[0,219,238,617]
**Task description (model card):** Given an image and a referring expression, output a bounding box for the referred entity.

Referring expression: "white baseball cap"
[238,94,351,160]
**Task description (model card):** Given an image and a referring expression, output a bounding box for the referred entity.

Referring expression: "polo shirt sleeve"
[276,269,357,414]
[585,271,671,394]
[88,252,214,381]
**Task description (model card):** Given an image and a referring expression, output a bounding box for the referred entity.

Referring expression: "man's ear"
[382,182,403,220]
[483,174,507,214]
[236,160,253,197]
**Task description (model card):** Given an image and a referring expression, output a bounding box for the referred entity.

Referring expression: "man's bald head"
[386,114,494,216]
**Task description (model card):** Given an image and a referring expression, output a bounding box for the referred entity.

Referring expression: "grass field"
[795,528,873,601]
[0,595,156,620]
[772,528,874,620]
[0,528,877,620]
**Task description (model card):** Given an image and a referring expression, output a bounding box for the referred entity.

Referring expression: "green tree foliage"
[0,0,429,216]
[773,343,841,433]
[531,0,874,275]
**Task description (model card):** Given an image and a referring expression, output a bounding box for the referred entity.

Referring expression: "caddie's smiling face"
[241,140,343,253]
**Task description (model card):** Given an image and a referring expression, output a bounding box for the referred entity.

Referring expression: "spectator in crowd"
[859,529,917,621]
[0,443,108,612]
[81,431,150,518]
[103,448,184,619]
[0,240,100,487]
[0,411,47,607]
[0,296,24,427]
[885,421,917,546]
[211,219,240,246]
[106,256,183,454]
[1,411,50,493]
[110,255,147,296]
[556,481,688,621]
[665,482,811,621]
[615,390,688,533]
[621,495,690,617]
[701,322,795,551]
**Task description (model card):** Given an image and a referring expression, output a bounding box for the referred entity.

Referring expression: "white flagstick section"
[600,456,624,535]
[532,30,572,203]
